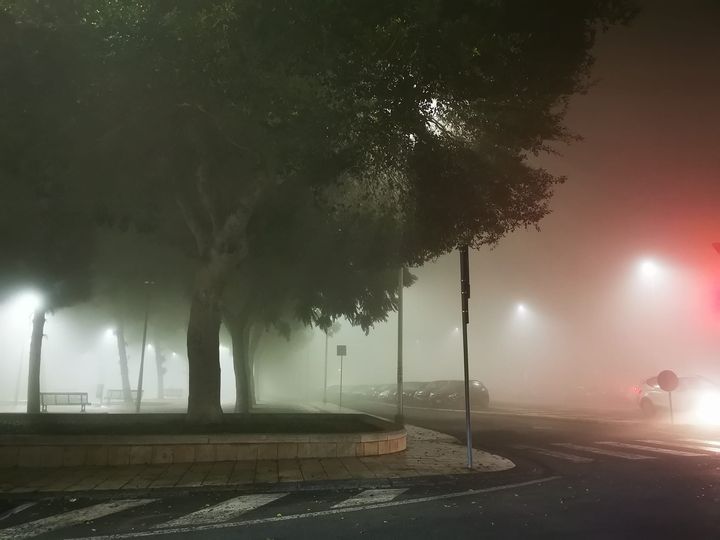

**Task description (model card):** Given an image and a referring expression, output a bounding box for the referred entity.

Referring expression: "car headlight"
[694,392,720,425]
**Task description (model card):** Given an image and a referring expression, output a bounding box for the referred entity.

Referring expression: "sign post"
[337,345,347,410]
[396,267,404,425]
[657,369,679,425]
[459,246,473,469]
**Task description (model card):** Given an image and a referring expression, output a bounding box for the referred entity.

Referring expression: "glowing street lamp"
[516,303,527,315]
[638,258,661,280]
[12,291,43,319]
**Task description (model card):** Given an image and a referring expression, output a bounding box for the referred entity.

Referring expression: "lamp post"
[135,280,154,413]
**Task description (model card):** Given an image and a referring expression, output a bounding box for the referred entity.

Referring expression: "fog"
[2,1,720,414]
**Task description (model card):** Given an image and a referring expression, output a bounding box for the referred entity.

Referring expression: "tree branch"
[176,197,207,256]
[195,164,218,237]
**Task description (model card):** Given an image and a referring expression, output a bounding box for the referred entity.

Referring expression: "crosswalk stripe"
[332,488,408,508]
[597,441,706,457]
[0,502,37,523]
[0,499,155,540]
[511,445,593,463]
[554,443,654,460]
[154,493,288,529]
[680,438,720,448]
[639,440,720,454]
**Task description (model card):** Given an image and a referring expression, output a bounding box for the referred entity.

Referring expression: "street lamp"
[638,258,661,280]
[12,291,43,318]
[135,280,154,413]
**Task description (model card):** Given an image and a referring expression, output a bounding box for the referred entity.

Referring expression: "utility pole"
[396,267,404,424]
[323,330,329,403]
[135,280,153,413]
[459,246,473,469]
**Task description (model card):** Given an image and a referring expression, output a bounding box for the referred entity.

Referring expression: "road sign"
[658,370,679,392]
[336,345,347,356]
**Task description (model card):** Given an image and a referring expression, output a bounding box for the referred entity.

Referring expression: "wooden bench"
[40,392,89,412]
[105,389,141,404]
[163,388,185,399]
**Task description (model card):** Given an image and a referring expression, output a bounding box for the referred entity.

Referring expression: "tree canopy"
[0,0,635,422]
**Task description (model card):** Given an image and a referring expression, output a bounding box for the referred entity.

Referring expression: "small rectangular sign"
[336,345,347,356]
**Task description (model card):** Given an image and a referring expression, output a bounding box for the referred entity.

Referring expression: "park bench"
[163,388,185,399]
[105,389,141,404]
[40,392,89,412]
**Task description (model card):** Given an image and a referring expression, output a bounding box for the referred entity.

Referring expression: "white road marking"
[680,438,720,448]
[0,499,155,540]
[332,488,408,508]
[596,441,706,457]
[639,440,720,454]
[0,502,37,522]
[554,443,654,460]
[512,445,593,463]
[154,493,288,528]
[66,476,562,540]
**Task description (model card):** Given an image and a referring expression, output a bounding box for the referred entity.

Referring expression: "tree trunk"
[26,309,46,414]
[115,322,133,404]
[248,325,262,406]
[230,321,252,413]
[186,259,226,423]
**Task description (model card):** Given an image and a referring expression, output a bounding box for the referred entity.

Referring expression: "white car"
[637,375,720,424]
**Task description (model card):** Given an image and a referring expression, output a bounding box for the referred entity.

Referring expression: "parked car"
[378,387,397,402]
[348,385,373,398]
[370,384,395,400]
[401,381,427,404]
[412,381,449,406]
[637,375,720,423]
[429,380,490,410]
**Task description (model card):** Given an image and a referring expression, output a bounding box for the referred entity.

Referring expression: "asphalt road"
[2,402,720,539]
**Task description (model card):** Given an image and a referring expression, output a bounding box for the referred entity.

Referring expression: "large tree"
[3,1,635,422]
[0,8,97,412]
[223,195,415,413]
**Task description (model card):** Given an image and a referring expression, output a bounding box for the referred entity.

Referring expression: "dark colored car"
[401,381,427,404]
[412,381,449,406]
[429,380,490,410]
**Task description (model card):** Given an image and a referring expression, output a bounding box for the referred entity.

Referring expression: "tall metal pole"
[323,331,329,404]
[460,246,473,469]
[135,281,153,413]
[396,267,404,424]
[339,354,344,410]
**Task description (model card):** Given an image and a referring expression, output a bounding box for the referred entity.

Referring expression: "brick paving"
[0,425,513,494]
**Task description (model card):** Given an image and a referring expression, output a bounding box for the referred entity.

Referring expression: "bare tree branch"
[195,164,217,237]
[176,197,207,257]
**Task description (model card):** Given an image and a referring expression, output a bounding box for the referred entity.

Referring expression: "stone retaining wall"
[0,429,407,468]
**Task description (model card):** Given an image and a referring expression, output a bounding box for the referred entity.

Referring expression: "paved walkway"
[0,425,513,495]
